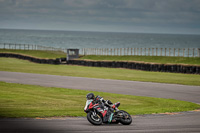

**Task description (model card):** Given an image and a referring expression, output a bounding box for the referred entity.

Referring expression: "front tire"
[118,110,132,125]
[87,111,103,125]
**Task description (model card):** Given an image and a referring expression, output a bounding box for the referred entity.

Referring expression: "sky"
[0,0,200,34]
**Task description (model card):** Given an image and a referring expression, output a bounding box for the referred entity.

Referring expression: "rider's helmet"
[86,93,95,100]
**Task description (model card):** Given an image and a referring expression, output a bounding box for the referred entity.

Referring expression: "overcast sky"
[0,0,200,34]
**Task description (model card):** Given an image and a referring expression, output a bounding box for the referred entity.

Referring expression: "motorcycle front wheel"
[87,111,103,125]
[118,110,132,125]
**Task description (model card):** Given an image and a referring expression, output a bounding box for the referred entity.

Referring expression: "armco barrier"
[66,59,200,74]
[0,53,61,64]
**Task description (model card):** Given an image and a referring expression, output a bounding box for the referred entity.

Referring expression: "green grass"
[0,49,66,59]
[0,82,199,118]
[80,55,200,65]
[0,58,200,86]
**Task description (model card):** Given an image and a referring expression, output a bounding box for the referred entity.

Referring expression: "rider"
[86,93,120,122]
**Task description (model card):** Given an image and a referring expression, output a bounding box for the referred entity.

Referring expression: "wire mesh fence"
[80,47,200,57]
[1,43,200,57]
[0,43,67,53]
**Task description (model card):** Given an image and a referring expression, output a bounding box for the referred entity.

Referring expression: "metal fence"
[1,43,200,57]
[81,48,200,57]
[0,43,67,53]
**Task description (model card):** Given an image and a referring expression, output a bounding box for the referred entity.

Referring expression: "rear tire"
[87,111,103,125]
[119,110,132,125]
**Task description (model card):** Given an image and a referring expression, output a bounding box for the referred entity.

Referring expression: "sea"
[0,29,200,49]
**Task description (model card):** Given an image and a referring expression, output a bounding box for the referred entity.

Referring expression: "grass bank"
[0,49,66,59]
[80,55,200,66]
[0,82,199,118]
[0,58,200,86]
[1,49,200,65]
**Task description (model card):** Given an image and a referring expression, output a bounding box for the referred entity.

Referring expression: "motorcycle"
[84,99,132,125]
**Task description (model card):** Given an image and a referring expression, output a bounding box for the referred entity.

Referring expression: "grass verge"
[80,55,200,66]
[0,58,200,86]
[0,49,66,59]
[0,82,199,118]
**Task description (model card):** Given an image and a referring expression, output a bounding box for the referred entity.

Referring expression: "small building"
[66,49,79,61]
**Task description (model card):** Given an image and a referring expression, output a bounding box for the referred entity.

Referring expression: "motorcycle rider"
[86,93,120,122]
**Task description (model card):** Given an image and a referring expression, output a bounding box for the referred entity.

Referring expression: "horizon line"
[0,28,200,36]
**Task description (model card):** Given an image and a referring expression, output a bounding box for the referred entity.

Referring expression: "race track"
[0,71,200,133]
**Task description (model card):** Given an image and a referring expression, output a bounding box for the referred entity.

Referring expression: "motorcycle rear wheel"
[87,111,103,125]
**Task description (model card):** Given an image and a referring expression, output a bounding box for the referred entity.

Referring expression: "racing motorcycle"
[84,99,132,125]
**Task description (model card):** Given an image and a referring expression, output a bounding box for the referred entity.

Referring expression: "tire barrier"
[67,60,200,74]
[0,53,62,65]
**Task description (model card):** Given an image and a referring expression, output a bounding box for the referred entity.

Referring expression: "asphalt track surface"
[0,71,200,133]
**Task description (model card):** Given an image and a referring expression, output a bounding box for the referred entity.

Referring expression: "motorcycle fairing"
[84,100,93,111]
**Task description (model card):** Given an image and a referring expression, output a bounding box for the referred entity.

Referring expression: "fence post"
[169,48,171,56]
[178,48,180,56]
[173,48,175,57]
[99,48,100,55]
[134,48,136,56]
[156,48,158,56]
[152,48,154,56]
[99,48,101,55]
[160,48,162,56]
[183,48,185,57]
[188,48,189,57]
[130,48,132,55]
[192,48,194,57]
[106,48,108,56]
[198,48,200,57]
[164,48,166,56]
